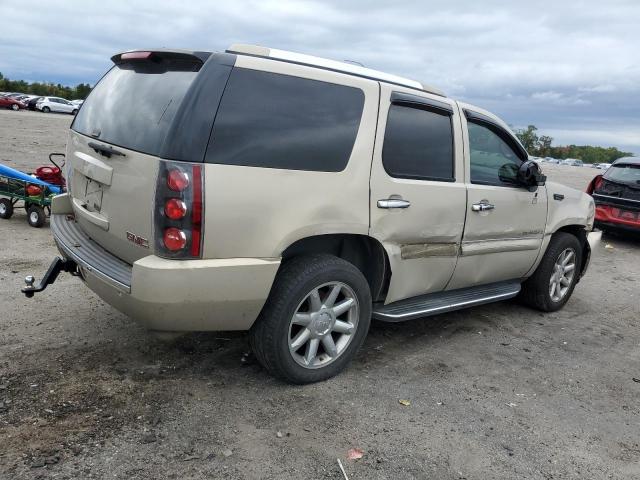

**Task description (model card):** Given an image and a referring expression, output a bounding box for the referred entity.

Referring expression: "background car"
[0,94,26,110]
[36,97,79,115]
[70,99,84,106]
[598,162,612,170]
[587,156,640,234]
[26,96,43,111]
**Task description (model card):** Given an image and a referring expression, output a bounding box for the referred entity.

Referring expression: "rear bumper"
[594,204,640,232]
[51,213,280,331]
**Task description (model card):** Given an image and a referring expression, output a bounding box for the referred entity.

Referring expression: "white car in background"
[598,163,612,170]
[36,97,79,115]
[70,99,84,106]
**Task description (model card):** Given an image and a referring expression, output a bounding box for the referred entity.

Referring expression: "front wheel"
[11,104,19,111]
[27,205,46,228]
[250,254,372,384]
[42,106,50,113]
[520,232,582,312]
[72,109,78,115]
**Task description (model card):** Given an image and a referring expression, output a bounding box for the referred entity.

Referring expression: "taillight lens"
[586,174,604,194]
[164,198,187,220]
[163,227,187,251]
[167,169,190,191]
[155,161,204,259]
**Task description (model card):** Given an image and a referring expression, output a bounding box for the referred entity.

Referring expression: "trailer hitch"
[21,257,78,298]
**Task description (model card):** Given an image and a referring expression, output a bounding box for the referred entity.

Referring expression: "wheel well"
[554,225,589,276]
[282,234,390,302]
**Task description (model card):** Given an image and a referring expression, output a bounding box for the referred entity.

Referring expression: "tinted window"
[468,122,523,186]
[382,104,454,181]
[73,63,198,156]
[205,68,364,172]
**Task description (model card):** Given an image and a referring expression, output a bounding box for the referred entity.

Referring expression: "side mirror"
[517,160,546,192]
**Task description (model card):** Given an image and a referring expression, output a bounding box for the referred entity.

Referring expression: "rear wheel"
[42,106,50,113]
[0,198,13,219]
[27,205,46,228]
[250,254,371,384]
[520,232,582,312]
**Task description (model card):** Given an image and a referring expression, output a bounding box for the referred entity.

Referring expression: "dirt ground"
[1,109,639,480]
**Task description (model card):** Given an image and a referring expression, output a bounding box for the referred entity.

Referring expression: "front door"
[447,104,547,290]
[369,84,467,304]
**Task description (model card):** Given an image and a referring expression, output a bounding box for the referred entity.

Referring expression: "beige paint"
[524,181,595,276]
[82,255,280,331]
[446,103,548,290]
[369,83,467,303]
[203,55,378,259]
[66,131,159,264]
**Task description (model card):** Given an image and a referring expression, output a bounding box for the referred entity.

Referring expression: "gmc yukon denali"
[22,45,601,383]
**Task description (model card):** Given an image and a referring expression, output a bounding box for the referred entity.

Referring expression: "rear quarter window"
[205,68,365,172]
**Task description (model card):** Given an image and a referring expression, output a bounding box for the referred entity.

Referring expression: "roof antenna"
[343,59,364,67]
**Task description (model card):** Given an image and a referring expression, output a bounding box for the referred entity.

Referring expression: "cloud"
[0,0,638,152]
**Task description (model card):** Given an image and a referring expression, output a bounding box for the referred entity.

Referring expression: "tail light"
[155,161,204,258]
[586,174,603,194]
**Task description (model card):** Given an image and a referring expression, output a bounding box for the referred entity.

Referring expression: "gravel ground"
[1,109,639,479]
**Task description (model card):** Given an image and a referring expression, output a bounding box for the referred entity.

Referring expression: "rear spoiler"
[111,49,211,66]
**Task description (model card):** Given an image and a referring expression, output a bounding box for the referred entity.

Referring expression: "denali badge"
[126,232,149,248]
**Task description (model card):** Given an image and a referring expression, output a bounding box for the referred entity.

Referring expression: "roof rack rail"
[226,44,445,97]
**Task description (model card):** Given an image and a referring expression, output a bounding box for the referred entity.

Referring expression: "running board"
[372,281,521,322]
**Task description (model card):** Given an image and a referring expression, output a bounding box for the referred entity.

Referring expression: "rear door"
[369,84,467,304]
[446,104,547,289]
[67,52,208,264]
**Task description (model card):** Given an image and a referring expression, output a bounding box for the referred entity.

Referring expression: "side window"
[382,104,454,181]
[205,68,365,172]
[468,121,523,186]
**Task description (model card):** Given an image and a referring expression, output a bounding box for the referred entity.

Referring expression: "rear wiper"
[88,141,125,159]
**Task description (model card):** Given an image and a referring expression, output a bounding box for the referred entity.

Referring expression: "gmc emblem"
[126,231,149,249]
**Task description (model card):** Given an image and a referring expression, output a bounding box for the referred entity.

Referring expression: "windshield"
[604,163,640,185]
[72,62,198,156]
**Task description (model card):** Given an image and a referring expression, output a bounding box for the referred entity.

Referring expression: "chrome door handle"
[471,202,495,212]
[377,198,411,209]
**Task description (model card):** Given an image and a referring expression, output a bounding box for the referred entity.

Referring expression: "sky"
[1,0,638,153]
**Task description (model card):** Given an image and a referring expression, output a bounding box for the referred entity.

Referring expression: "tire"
[42,106,50,113]
[0,198,13,219]
[250,254,372,384]
[27,205,46,228]
[520,232,582,312]
[72,109,78,115]
[11,104,19,111]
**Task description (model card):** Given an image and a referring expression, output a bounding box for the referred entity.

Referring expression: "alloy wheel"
[549,248,576,302]
[288,281,359,369]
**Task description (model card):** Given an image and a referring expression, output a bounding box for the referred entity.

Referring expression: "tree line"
[0,72,92,100]
[514,125,633,164]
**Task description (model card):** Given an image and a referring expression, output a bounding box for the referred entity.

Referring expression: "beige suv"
[23,45,600,383]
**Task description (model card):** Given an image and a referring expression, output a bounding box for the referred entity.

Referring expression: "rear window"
[604,163,640,185]
[72,61,199,156]
[205,68,365,172]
